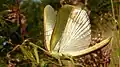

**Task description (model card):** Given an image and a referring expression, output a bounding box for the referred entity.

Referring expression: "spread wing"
[44,5,111,57]
[50,5,73,51]
[54,6,91,56]
[44,5,56,51]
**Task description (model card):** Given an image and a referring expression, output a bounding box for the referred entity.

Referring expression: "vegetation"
[0,0,119,67]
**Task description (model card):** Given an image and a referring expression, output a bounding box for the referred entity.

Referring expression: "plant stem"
[111,0,115,21]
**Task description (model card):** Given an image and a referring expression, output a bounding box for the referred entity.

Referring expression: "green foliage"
[20,0,43,40]
[88,0,111,12]
[0,0,44,66]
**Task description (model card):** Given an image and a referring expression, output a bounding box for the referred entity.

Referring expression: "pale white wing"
[54,7,91,56]
[44,5,56,51]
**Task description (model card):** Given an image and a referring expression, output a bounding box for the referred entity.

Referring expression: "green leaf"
[20,45,36,62]
[50,5,73,50]
[34,47,39,64]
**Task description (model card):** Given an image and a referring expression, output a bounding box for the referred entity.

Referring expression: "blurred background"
[0,0,119,67]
